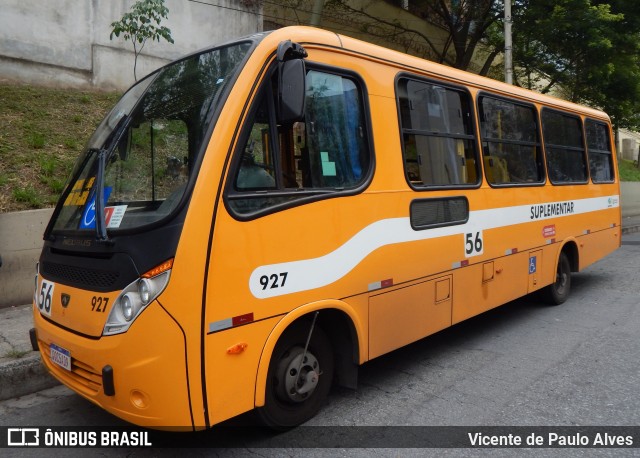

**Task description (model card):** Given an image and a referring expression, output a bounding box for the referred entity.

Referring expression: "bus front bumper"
[32,300,195,430]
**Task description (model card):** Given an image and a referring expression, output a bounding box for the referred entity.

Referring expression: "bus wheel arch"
[541,242,579,305]
[255,304,362,428]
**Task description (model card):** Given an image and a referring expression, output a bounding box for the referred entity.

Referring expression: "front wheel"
[257,320,334,430]
[540,252,571,305]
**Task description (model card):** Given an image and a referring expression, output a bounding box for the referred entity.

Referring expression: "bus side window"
[542,110,588,184]
[397,77,478,188]
[585,119,614,183]
[304,71,368,189]
[235,94,276,192]
[227,68,371,216]
[478,96,543,185]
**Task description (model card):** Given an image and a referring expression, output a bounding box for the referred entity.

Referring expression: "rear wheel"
[540,252,571,305]
[257,320,334,430]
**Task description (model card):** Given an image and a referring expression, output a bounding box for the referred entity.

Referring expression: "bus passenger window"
[478,96,543,185]
[227,68,371,216]
[586,119,614,183]
[542,110,588,184]
[397,78,478,188]
[235,96,276,191]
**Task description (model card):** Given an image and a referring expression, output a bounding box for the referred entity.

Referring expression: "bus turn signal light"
[142,259,174,278]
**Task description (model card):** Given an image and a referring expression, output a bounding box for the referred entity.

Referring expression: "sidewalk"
[2,216,640,402]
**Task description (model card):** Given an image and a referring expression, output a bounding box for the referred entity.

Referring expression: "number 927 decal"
[259,272,288,290]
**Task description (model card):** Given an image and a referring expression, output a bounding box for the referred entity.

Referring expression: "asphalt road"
[2,234,640,457]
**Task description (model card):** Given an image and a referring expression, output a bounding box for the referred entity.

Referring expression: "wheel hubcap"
[275,346,320,403]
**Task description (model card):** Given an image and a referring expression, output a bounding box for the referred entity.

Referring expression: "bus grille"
[41,261,120,289]
[40,341,102,396]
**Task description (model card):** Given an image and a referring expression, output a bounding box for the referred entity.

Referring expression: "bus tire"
[540,252,571,305]
[257,320,334,430]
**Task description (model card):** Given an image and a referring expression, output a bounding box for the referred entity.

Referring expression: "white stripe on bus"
[249,195,619,299]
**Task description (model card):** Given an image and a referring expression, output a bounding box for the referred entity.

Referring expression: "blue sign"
[529,256,537,274]
[79,186,112,229]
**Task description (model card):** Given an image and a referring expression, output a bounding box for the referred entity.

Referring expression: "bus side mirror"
[277,40,307,124]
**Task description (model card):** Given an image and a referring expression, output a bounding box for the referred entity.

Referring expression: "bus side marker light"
[505,248,518,255]
[227,343,248,355]
[209,313,255,334]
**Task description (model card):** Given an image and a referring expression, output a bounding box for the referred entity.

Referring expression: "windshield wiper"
[95,149,108,241]
[93,115,129,242]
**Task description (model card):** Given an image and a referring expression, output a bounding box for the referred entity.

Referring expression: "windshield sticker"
[79,187,112,229]
[105,205,128,228]
[63,177,95,206]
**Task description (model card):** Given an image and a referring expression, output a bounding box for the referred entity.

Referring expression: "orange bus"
[31,26,620,430]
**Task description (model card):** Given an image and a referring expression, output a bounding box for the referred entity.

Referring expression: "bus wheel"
[257,320,334,430]
[541,252,571,305]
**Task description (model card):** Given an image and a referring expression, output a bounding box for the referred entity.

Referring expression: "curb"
[0,353,59,401]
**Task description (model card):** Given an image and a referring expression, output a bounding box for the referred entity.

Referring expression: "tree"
[512,0,640,130]
[322,0,504,75]
[110,0,175,81]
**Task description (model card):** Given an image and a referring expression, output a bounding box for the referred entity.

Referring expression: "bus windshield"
[50,41,253,235]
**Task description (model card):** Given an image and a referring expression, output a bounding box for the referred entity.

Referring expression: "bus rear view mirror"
[278,58,306,124]
[277,40,307,124]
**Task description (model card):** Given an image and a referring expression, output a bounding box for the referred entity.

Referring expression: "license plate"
[50,343,71,371]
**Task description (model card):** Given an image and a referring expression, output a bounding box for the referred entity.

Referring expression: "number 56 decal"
[464,231,484,257]
[36,279,55,317]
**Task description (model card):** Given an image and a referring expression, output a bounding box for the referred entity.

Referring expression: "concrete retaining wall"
[621,182,640,218]
[0,209,53,308]
[0,0,262,91]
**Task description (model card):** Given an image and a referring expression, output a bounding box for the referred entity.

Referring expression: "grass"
[3,348,31,359]
[618,158,640,181]
[0,82,120,212]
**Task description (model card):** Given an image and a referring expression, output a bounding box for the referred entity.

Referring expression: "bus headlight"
[121,293,137,321]
[138,278,153,305]
[103,270,170,336]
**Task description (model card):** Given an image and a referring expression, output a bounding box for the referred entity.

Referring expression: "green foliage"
[38,155,57,176]
[110,0,174,81]
[13,186,42,208]
[28,132,46,149]
[513,0,640,130]
[619,159,640,181]
[0,83,120,213]
[324,0,503,74]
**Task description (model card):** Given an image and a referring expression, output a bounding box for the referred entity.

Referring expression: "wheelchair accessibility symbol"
[529,256,537,274]
[79,187,112,229]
